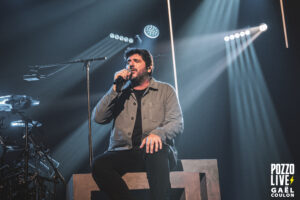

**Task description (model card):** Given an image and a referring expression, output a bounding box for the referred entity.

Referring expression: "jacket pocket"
[149,105,164,122]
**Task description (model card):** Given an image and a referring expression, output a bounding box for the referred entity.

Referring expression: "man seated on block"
[92,48,184,200]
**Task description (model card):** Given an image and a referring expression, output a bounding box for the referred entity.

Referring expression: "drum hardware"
[0,95,39,112]
[0,95,64,200]
[0,116,5,129]
[11,120,42,128]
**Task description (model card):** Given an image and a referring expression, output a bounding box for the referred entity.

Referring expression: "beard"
[130,70,149,87]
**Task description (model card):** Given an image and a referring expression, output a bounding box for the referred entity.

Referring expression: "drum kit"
[0,95,64,200]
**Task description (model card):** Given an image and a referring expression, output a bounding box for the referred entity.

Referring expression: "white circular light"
[109,33,114,38]
[224,36,230,42]
[119,35,124,41]
[128,38,134,43]
[259,23,268,32]
[114,34,120,40]
[144,25,160,39]
[245,30,251,35]
[124,37,129,42]
[234,33,240,38]
[229,35,235,40]
[240,32,245,37]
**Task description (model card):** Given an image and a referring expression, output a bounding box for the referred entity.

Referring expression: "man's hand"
[113,69,131,92]
[140,134,162,154]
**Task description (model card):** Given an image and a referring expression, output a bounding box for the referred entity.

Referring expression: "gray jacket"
[92,78,184,160]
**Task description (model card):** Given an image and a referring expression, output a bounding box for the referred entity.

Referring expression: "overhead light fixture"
[224,23,267,42]
[144,25,160,39]
[224,31,249,42]
[128,38,134,43]
[259,23,268,32]
[109,33,134,44]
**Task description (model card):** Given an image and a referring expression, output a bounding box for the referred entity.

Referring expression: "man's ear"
[147,65,153,74]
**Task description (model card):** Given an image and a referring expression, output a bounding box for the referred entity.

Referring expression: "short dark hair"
[124,48,154,74]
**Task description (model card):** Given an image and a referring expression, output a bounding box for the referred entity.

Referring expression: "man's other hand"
[140,134,162,154]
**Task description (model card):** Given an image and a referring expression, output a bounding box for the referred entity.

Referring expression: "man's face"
[126,54,150,82]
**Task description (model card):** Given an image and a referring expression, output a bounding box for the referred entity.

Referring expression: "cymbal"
[3,145,24,152]
[10,120,42,128]
[0,95,39,111]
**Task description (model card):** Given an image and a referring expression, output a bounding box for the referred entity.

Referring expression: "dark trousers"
[91,145,171,200]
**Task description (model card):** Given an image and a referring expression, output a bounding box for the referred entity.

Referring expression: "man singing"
[92,48,183,200]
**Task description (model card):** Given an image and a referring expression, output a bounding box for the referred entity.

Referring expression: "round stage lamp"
[144,25,160,39]
[259,23,268,32]
[128,38,134,43]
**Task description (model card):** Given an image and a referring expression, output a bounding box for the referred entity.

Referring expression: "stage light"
[230,35,235,40]
[128,38,134,43]
[109,33,134,44]
[245,30,251,35]
[144,25,160,39]
[259,23,268,32]
[240,31,245,37]
[224,36,230,42]
[234,33,240,38]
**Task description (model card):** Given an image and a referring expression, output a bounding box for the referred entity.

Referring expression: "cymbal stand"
[45,152,65,199]
[13,112,30,178]
[28,130,65,199]
[14,111,31,200]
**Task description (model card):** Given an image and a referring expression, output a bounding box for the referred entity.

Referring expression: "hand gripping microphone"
[114,69,131,92]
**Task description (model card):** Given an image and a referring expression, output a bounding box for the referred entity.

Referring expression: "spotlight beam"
[226,34,292,198]
[53,121,111,178]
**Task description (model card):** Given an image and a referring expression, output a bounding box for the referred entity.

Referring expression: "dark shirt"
[132,89,146,147]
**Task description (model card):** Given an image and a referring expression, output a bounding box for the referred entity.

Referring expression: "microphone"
[114,69,131,92]
[114,76,125,84]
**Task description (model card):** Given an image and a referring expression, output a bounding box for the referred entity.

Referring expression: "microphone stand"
[26,56,107,167]
[81,58,107,167]
[84,61,93,167]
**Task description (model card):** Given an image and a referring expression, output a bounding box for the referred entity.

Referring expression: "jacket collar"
[123,77,158,91]
[148,78,159,90]
[122,78,158,98]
